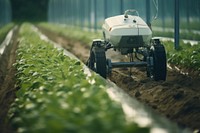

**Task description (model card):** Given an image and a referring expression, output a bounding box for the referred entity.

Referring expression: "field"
[38,23,200,130]
[0,23,200,133]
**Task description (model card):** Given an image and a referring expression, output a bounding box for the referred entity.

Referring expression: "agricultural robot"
[87,10,167,81]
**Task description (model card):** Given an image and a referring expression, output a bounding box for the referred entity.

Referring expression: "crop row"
[165,41,200,72]
[153,30,200,41]
[0,23,14,44]
[8,23,149,133]
[38,23,101,45]
[152,20,200,31]
[38,23,200,74]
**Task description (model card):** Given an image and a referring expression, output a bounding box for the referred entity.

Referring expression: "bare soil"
[0,27,19,133]
[38,26,200,131]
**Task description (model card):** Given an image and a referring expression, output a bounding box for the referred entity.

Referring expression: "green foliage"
[153,30,200,41]
[152,20,200,31]
[38,23,102,45]
[152,20,200,41]
[164,41,200,71]
[0,23,15,44]
[9,23,149,133]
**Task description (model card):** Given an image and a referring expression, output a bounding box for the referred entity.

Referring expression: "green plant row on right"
[164,41,200,72]
[153,30,200,41]
[152,20,200,31]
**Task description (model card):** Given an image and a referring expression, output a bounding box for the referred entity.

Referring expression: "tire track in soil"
[0,27,19,133]
[37,26,200,131]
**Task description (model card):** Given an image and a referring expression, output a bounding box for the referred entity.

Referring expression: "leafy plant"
[164,40,200,71]
[153,30,200,41]
[9,23,149,133]
[38,22,102,45]
[0,23,15,44]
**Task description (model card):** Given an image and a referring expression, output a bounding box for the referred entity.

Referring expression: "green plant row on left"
[0,23,15,44]
[38,22,102,45]
[8,23,149,133]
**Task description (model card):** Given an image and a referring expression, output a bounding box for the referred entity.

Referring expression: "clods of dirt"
[0,28,19,133]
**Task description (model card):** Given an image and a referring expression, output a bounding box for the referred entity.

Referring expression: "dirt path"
[0,27,19,132]
[37,26,200,131]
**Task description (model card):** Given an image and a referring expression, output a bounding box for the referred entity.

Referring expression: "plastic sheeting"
[48,0,200,31]
[0,0,12,27]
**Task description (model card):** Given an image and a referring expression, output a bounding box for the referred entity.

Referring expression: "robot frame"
[87,10,167,81]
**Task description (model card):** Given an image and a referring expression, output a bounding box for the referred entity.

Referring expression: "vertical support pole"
[5,0,8,24]
[8,0,12,23]
[94,0,97,31]
[78,0,81,28]
[199,0,200,21]
[66,0,69,25]
[81,0,85,28]
[2,0,5,25]
[104,0,107,18]
[75,0,78,27]
[51,0,54,23]
[174,0,179,50]
[62,0,64,24]
[53,0,56,23]
[186,0,190,29]
[161,0,165,31]
[47,0,50,22]
[110,0,113,17]
[0,0,1,27]
[65,0,67,24]
[73,0,76,26]
[120,0,124,14]
[69,0,72,25]
[146,0,151,27]
[88,0,91,30]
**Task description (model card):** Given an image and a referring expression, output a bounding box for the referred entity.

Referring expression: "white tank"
[102,11,152,48]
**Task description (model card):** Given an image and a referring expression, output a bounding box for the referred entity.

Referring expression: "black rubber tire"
[95,50,107,78]
[151,44,167,81]
[88,51,95,71]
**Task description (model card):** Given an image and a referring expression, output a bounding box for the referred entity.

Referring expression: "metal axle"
[108,60,147,69]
